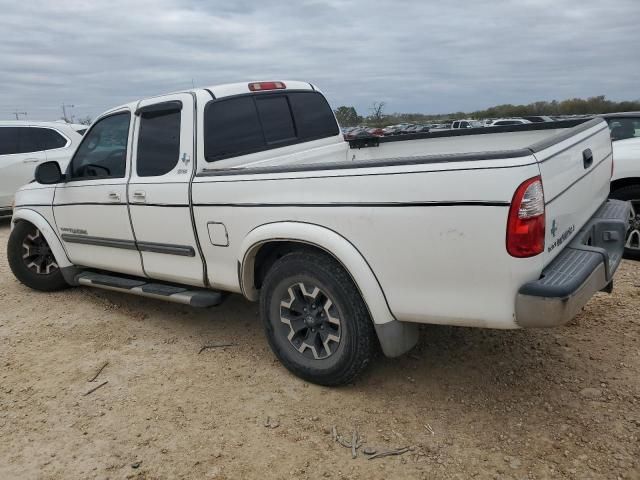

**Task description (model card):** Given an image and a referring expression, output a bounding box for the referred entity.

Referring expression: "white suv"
[605,113,640,259]
[0,121,82,217]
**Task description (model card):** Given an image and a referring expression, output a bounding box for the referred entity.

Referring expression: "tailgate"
[530,118,613,267]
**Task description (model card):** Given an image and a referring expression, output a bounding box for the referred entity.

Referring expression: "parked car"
[604,112,640,259]
[8,80,628,386]
[522,116,554,123]
[450,120,483,129]
[0,121,82,218]
[383,124,411,135]
[487,118,532,127]
[344,127,371,140]
[365,127,385,137]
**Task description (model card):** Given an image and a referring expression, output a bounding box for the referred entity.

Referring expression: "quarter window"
[28,128,68,151]
[136,108,181,177]
[70,112,131,179]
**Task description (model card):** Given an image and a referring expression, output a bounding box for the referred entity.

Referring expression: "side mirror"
[35,161,63,185]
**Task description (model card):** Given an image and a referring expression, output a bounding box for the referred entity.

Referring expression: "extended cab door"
[53,110,145,277]
[128,93,206,286]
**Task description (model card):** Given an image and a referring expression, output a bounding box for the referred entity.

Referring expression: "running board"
[75,271,224,307]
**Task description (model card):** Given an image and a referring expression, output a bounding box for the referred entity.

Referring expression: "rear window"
[255,96,296,144]
[204,91,338,162]
[137,108,181,177]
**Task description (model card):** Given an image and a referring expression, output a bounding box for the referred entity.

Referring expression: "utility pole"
[13,111,27,120]
[61,103,75,123]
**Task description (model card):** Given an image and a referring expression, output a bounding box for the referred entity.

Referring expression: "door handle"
[582,148,593,169]
[107,192,121,202]
[132,191,146,203]
[23,158,41,163]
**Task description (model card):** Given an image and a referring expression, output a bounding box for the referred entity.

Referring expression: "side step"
[75,271,224,307]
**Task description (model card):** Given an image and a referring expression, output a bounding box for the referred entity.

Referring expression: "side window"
[288,92,339,140]
[204,97,264,161]
[70,112,131,179]
[0,127,20,155]
[255,96,296,144]
[608,118,640,141]
[460,121,469,128]
[25,128,68,152]
[137,108,181,177]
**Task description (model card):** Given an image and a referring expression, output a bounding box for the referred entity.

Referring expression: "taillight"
[506,176,545,257]
[248,81,286,91]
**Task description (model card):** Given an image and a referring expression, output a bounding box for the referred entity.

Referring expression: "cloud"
[0,0,638,120]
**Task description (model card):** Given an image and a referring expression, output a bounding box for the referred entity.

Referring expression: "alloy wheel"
[22,228,58,275]
[626,200,640,252]
[279,282,342,360]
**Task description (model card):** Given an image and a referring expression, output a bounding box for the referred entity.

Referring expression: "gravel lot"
[1,218,639,479]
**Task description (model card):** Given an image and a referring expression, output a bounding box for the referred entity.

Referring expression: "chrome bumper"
[516,199,630,328]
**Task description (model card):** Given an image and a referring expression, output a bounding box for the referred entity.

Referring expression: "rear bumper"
[515,199,630,328]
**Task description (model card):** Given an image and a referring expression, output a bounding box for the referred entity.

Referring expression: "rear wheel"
[610,185,640,261]
[259,250,377,386]
[7,221,69,291]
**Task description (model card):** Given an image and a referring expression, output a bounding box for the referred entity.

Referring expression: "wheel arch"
[610,177,640,193]
[238,221,395,327]
[11,209,72,269]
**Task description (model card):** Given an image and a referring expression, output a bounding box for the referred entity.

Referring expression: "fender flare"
[11,208,72,269]
[239,221,395,326]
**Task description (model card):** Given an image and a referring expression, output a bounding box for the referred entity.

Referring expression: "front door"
[128,93,206,286]
[53,110,145,277]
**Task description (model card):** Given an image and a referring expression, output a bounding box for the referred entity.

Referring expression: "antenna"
[61,103,75,123]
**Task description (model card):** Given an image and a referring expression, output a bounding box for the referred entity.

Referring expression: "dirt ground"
[0,218,638,480]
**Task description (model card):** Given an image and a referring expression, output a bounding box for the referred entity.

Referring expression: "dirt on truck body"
[0,219,639,479]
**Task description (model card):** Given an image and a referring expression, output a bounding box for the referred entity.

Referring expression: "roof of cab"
[205,80,316,99]
[98,80,319,119]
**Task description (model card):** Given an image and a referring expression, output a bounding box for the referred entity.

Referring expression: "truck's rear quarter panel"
[193,157,541,329]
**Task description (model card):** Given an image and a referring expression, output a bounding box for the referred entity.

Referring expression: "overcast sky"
[1,0,638,121]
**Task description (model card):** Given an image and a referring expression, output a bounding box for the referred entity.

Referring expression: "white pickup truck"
[8,81,630,385]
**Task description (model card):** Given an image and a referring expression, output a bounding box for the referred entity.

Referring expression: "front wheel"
[7,221,69,291]
[259,250,377,386]
[610,185,640,261]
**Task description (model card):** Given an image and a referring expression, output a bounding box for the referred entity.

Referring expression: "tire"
[610,185,640,261]
[259,250,377,386]
[7,221,69,291]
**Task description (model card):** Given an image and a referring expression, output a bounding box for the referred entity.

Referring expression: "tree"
[333,106,360,127]
[368,101,386,126]
[77,116,92,125]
